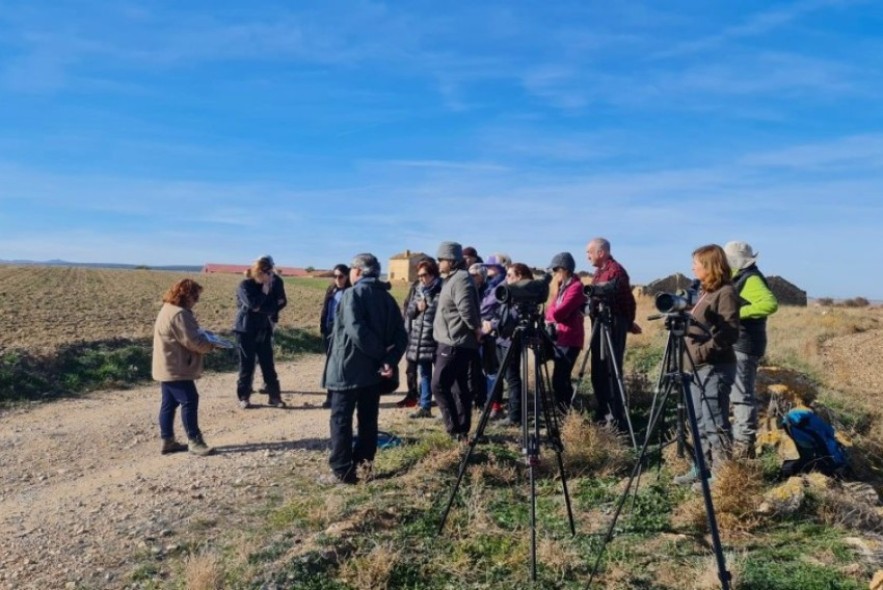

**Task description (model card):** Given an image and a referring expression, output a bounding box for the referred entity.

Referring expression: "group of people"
[149,238,778,490]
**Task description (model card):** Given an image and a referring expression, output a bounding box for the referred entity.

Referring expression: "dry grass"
[680,459,764,537]
[183,550,224,590]
[689,551,743,590]
[338,542,401,590]
[561,412,632,477]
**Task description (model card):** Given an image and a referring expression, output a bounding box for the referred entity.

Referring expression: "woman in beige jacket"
[152,279,217,456]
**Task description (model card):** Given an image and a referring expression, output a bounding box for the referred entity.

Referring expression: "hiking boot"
[396,394,418,408]
[267,396,286,408]
[692,476,716,493]
[409,407,432,419]
[317,472,357,486]
[238,398,252,409]
[160,438,188,455]
[673,466,700,486]
[188,436,214,456]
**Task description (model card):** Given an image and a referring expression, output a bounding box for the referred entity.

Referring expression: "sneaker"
[267,397,286,408]
[188,436,214,456]
[396,395,418,408]
[238,399,252,409]
[673,466,700,486]
[160,438,188,455]
[489,404,504,421]
[499,417,522,428]
[409,408,432,419]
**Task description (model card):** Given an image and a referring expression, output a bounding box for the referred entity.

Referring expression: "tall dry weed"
[184,550,224,590]
[561,413,631,477]
[680,459,764,537]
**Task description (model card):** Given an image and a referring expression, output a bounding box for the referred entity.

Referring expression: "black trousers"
[432,343,481,436]
[328,385,381,479]
[405,358,419,396]
[590,317,629,424]
[236,330,279,400]
[552,346,580,411]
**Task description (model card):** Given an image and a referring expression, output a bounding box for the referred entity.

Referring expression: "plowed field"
[0,266,325,354]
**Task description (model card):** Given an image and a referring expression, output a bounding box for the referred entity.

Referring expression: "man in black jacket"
[321,253,408,484]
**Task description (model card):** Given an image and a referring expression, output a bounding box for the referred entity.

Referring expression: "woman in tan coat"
[152,279,217,456]
[674,245,740,487]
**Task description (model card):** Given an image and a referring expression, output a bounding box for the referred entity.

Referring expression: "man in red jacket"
[586,238,639,429]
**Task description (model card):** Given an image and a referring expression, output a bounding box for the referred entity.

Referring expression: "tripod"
[573,299,638,450]
[437,306,576,582]
[585,310,731,590]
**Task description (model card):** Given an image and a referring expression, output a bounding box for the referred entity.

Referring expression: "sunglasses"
[333,274,345,279]
[417,272,429,278]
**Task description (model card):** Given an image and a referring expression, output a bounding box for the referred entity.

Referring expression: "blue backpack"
[780,407,849,477]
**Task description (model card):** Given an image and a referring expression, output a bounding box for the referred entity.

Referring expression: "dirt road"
[0,354,399,590]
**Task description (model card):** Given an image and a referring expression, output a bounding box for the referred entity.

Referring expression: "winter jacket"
[433,268,481,349]
[322,277,408,391]
[685,284,740,367]
[405,278,442,362]
[233,279,278,334]
[269,273,287,324]
[320,284,348,337]
[152,303,214,382]
[732,265,778,357]
[480,274,505,321]
[545,277,588,349]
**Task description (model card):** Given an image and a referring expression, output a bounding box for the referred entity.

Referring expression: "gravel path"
[0,354,411,590]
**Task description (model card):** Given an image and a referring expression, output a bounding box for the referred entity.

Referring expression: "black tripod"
[573,299,638,450]
[437,306,576,582]
[585,310,731,590]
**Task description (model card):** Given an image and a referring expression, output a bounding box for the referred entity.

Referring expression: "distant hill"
[0,259,203,272]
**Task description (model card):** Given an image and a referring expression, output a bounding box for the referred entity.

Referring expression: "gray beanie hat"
[549,252,576,273]
[436,241,463,262]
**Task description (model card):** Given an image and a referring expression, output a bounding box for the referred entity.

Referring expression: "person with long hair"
[234,257,283,408]
[545,252,588,412]
[319,264,352,408]
[151,278,217,456]
[405,258,442,419]
[674,244,740,488]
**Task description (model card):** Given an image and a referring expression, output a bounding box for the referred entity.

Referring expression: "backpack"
[780,407,849,478]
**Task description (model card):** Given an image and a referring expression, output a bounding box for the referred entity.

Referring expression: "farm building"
[387,250,429,283]
[202,263,311,277]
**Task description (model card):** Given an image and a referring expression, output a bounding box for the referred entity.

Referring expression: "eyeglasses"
[417,273,428,278]
[333,274,345,279]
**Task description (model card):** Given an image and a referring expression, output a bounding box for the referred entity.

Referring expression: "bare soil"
[0,353,416,590]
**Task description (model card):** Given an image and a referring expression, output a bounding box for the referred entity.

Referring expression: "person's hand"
[482,320,493,335]
[417,299,427,312]
[379,363,394,378]
[629,322,643,335]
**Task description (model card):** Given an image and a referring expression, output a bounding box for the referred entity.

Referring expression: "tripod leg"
[571,320,599,404]
[537,365,577,536]
[601,325,637,450]
[437,329,522,535]
[680,371,732,590]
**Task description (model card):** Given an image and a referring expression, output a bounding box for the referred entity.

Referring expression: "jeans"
[732,351,759,447]
[328,385,381,479]
[236,329,279,399]
[497,341,523,422]
[417,360,433,410]
[159,380,201,440]
[432,343,480,436]
[691,363,735,468]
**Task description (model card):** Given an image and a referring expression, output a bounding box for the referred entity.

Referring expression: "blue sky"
[1,1,882,299]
